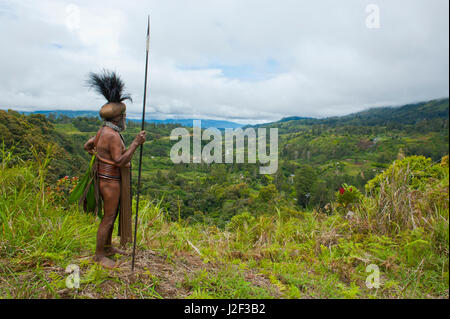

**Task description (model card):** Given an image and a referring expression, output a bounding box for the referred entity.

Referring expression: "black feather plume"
[87,69,132,103]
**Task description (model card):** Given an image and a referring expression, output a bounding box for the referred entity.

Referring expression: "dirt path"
[53,248,280,299]
[116,249,216,298]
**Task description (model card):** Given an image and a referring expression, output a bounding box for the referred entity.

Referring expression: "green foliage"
[48,175,79,205]
[404,239,431,266]
[365,155,445,194]
[0,110,88,181]
[226,212,255,233]
[68,155,100,217]
[0,155,99,270]
[258,184,277,202]
[335,183,362,211]
[1,149,449,298]
[357,155,449,238]
[294,164,317,208]
[184,268,274,299]
[72,117,102,132]
[5,100,449,224]
[265,98,449,132]
[1,98,449,298]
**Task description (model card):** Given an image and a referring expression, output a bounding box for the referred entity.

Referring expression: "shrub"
[258,184,278,202]
[335,183,362,211]
[358,155,449,235]
[365,155,445,194]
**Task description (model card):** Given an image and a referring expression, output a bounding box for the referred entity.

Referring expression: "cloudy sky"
[0,0,448,124]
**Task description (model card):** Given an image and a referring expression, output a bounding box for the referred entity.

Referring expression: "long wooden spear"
[132,15,150,271]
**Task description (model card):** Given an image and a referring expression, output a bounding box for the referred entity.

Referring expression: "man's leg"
[104,210,117,251]
[104,211,128,256]
[95,178,120,268]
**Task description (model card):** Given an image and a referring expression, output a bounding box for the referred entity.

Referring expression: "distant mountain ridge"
[21,110,99,118]
[278,116,314,122]
[18,110,245,129]
[324,98,449,126]
[257,98,449,128]
[9,97,450,129]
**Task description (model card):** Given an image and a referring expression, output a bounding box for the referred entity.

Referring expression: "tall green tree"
[294,164,317,208]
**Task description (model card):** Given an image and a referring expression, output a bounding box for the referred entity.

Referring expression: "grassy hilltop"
[0,148,448,298]
[0,98,448,298]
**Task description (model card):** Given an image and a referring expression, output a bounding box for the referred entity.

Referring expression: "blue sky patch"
[49,43,63,49]
[0,3,18,19]
[178,58,283,81]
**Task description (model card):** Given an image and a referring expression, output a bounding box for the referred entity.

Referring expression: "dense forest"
[1,98,448,227]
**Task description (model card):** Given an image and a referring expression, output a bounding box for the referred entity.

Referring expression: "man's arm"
[84,137,96,155]
[109,131,146,167]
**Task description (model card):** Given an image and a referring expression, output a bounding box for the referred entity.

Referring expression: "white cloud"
[0,0,448,123]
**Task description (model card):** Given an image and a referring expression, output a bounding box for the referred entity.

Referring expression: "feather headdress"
[87,69,132,103]
[87,70,132,119]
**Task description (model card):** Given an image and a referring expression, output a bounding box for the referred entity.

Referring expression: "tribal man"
[83,70,146,268]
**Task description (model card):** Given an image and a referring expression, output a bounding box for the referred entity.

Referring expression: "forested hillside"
[0,98,448,298]
[0,134,448,298]
[1,98,449,225]
[262,98,449,129]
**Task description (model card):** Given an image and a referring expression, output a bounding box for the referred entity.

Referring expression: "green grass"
[184,267,276,299]
[53,123,88,135]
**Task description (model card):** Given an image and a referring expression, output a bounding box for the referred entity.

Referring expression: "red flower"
[349,187,353,192]
[64,176,69,180]
[339,187,345,195]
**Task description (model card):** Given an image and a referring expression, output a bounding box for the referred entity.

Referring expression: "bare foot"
[105,246,129,257]
[93,255,117,269]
